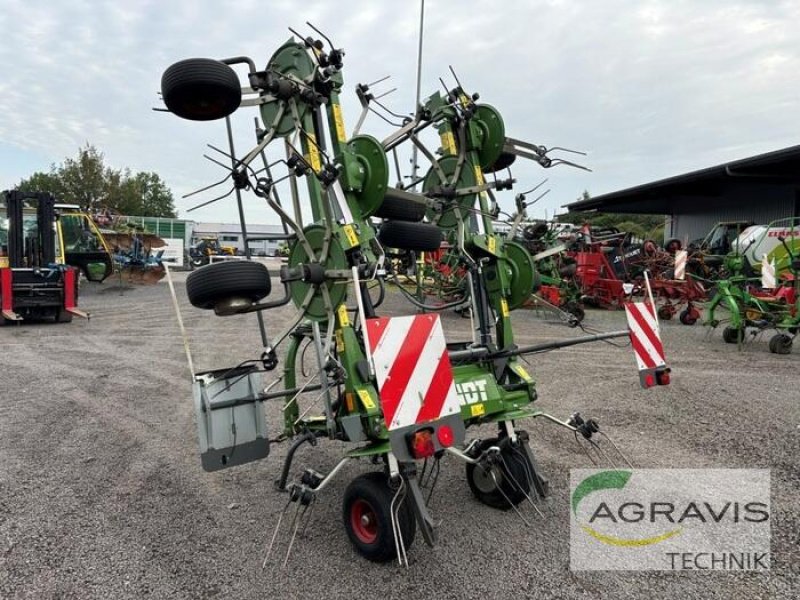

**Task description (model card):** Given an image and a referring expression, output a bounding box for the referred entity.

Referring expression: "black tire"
[55,309,73,323]
[565,302,585,325]
[161,58,241,121]
[466,438,532,510]
[657,306,673,321]
[523,222,549,241]
[768,334,793,355]
[665,239,682,254]
[374,194,426,222]
[186,261,271,310]
[342,472,416,563]
[378,221,442,252]
[679,309,698,326]
[722,326,742,344]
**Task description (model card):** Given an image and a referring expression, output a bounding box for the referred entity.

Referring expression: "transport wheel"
[378,221,443,253]
[374,194,426,222]
[186,261,271,311]
[466,438,531,510]
[657,305,673,320]
[768,333,793,355]
[161,58,241,121]
[564,302,585,325]
[679,309,698,325]
[342,472,416,563]
[722,326,742,344]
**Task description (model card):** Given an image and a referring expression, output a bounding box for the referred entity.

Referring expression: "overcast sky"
[1,0,797,225]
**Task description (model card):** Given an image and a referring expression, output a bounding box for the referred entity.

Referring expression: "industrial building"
[190,222,285,256]
[565,144,800,242]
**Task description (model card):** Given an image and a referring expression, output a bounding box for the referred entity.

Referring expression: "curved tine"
[488,470,531,527]
[300,496,316,537]
[390,478,409,568]
[500,453,544,518]
[183,172,233,199]
[263,497,293,568]
[239,102,286,168]
[585,437,618,469]
[186,187,235,213]
[410,133,447,183]
[203,152,236,172]
[419,458,429,484]
[596,431,634,469]
[574,431,598,466]
[367,105,405,128]
[282,501,307,569]
[547,158,592,172]
[263,190,316,263]
[424,459,441,505]
[547,146,588,156]
[371,95,407,120]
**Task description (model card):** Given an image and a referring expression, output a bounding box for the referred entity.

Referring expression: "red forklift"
[0,190,85,323]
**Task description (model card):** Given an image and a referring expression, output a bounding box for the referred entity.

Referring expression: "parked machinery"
[161,28,668,564]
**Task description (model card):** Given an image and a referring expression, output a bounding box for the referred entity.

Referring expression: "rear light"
[644,373,655,388]
[436,424,454,448]
[656,368,671,386]
[408,428,436,459]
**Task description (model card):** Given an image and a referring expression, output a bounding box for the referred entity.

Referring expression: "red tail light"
[408,428,436,459]
[436,424,454,448]
[644,373,655,388]
[656,369,671,386]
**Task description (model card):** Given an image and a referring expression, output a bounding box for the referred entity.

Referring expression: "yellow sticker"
[514,364,532,382]
[332,103,347,143]
[487,235,496,254]
[500,297,509,318]
[335,329,345,353]
[459,94,470,108]
[305,134,321,173]
[470,403,485,417]
[474,165,485,185]
[337,304,350,327]
[440,130,456,155]
[342,224,359,248]
[357,389,376,410]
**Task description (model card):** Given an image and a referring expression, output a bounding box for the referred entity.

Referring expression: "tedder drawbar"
[160,27,670,566]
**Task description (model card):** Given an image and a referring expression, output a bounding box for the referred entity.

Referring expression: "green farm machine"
[161,27,668,564]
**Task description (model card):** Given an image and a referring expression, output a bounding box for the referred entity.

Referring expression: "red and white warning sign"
[366,314,461,430]
[624,301,669,387]
[674,249,688,280]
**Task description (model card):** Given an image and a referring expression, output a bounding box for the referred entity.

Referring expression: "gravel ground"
[1,266,798,599]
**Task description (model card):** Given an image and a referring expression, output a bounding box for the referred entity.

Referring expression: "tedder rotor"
[161,26,670,566]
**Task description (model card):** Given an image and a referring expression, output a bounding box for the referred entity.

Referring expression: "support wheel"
[768,333,793,354]
[378,221,443,252]
[679,308,698,325]
[186,260,271,313]
[657,305,673,321]
[722,326,742,344]
[161,58,242,121]
[342,472,416,563]
[466,438,532,510]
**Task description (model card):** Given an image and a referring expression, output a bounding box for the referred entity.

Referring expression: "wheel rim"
[350,499,379,544]
[472,464,502,494]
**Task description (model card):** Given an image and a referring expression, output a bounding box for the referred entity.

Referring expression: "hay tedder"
[161,27,669,565]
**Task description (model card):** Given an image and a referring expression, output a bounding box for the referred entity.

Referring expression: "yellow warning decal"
[470,403,485,417]
[440,130,456,155]
[513,364,532,382]
[335,329,345,353]
[459,94,470,108]
[337,304,350,327]
[474,165,485,185]
[357,388,376,410]
[487,235,496,254]
[306,134,321,173]
[500,297,509,318]
[342,224,359,248]
[332,103,347,143]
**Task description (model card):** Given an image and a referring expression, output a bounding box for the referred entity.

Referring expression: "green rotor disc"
[288,225,348,321]
[473,104,506,171]
[259,40,315,138]
[422,155,477,230]
[346,134,389,218]
[504,241,537,310]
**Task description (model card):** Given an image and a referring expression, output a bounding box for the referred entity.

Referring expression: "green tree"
[16,144,176,218]
[560,190,665,240]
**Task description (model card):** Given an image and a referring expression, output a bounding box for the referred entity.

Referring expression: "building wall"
[191,223,285,255]
[666,184,797,243]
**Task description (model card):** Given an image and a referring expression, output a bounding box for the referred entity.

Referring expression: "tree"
[16,144,176,218]
[560,190,665,240]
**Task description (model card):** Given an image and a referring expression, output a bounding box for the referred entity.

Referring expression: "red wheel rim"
[350,499,378,544]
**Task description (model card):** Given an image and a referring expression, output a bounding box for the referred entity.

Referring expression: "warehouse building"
[564,144,800,242]
[190,222,285,256]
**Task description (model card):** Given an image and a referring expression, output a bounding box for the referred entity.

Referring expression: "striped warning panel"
[761,257,776,289]
[366,314,460,431]
[674,249,687,280]
[624,301,666,371]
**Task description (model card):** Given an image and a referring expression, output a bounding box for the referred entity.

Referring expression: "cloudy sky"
[1,0,797,225]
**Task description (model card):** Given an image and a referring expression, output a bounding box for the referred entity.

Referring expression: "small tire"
[722,326,742,344]
[161,58,241,121]
[378,221,443,252]
[768,334,793,355]
[665,239,682,254]
[466,438,532,510]
[374,195,426,222]
[342,472,416,563]
[186,261,271,310]
[657,305,673,321]
[679,309,698,325]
